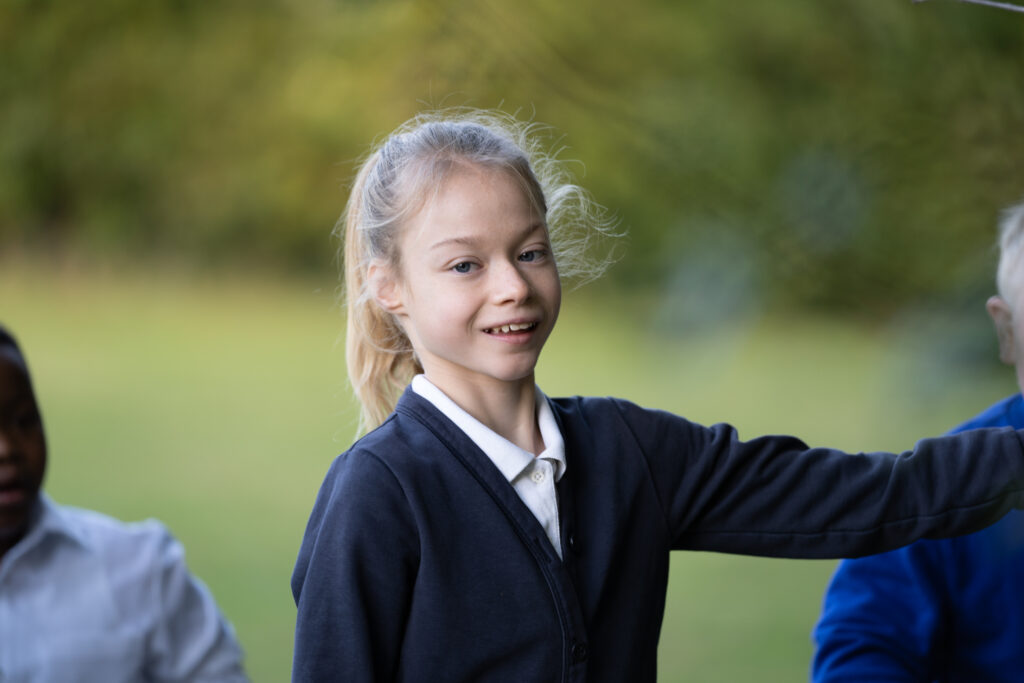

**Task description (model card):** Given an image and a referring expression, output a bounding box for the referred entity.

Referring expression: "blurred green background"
[3,0,1024,680]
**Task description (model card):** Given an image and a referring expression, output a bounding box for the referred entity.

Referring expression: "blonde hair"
[996,199,1024,305]
[339,109,618,432]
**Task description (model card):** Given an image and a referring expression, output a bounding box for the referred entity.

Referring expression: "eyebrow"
[428,221,547,251]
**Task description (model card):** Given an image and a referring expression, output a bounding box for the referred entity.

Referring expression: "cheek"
[1013,318,1024,360]
[405,280,476,337]
[28,436,47,478]
[541,268,562,309]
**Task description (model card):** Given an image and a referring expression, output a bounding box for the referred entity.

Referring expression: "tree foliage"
[3,0,1023,314]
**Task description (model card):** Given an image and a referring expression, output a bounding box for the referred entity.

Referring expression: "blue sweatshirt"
[293,389,1024,683]
[813,394,1024,682]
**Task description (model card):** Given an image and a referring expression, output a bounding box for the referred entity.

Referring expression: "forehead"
[410,167,540,237]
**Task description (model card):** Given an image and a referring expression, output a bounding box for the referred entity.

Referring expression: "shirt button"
[531,469,545,483]
[571,641,589,663]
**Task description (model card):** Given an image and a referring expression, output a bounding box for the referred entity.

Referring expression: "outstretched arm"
[608,398,1024,558]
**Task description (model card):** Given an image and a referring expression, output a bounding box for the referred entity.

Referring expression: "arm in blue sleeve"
[291,450,420,683]
[812,542,950,682]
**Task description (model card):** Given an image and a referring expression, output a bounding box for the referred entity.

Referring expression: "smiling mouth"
[484,322,538,334]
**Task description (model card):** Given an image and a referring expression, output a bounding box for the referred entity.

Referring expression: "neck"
[0,526,27,566]
[426,372,543,454]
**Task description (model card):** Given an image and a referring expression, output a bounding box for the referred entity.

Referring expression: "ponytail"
[340,153,422,434]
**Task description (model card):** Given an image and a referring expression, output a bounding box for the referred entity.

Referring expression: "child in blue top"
[812,199,1024,682]
[291,110,1024,683]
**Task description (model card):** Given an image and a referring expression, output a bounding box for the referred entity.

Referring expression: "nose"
[491,260,530,304]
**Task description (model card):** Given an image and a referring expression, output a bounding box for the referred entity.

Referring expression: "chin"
[0,519,29,544]
[491,366,539,383]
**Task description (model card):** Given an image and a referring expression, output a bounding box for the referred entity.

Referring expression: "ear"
[367,260,405,315]
[987,295,1016,365]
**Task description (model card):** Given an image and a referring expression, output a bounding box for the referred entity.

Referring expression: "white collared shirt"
[411,375,567,558]
[0,495,249,683]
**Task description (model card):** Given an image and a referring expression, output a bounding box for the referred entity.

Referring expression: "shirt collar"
[0,493,88,575]
[411,375,566,484]
[26,493,90,549]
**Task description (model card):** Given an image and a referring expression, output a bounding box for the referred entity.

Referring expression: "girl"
[292,109,1024,682]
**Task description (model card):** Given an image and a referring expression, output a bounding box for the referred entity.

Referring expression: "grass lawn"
[1,256,1014,681]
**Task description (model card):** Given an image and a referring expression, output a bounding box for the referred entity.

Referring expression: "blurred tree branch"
[914,0,1024,13]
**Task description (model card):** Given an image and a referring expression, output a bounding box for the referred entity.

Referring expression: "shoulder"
[329,406,447,485]
[546,395,720,478]
[950,394,1024,432]
[304,407,441,535]
[55,503,178,562]
[547,394,707,442]
[53,503,205,605]
[293,411,426,600]
[548,394,683,425]
[48,503,196,612]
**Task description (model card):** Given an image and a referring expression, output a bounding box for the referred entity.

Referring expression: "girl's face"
[376,165,561,397]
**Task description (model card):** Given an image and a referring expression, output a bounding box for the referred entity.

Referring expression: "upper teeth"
[492,323,533,333]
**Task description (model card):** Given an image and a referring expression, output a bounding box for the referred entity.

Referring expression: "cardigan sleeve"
[608,399,1024,558]
[810,401,1024,681]
[291,448,420,683]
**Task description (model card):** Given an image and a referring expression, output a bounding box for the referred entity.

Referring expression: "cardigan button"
[571,641,589,663]
[568,533,577,553]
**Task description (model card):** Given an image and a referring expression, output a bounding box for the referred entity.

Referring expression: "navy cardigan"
[292,389,1024,682]
[813,394,1024,680]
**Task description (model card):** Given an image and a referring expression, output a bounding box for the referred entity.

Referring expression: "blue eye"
[519,249,544,263]
[452,262,474,274]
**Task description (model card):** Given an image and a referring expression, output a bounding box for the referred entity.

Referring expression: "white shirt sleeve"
[145,525,249,682]
[0,498,249,683]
